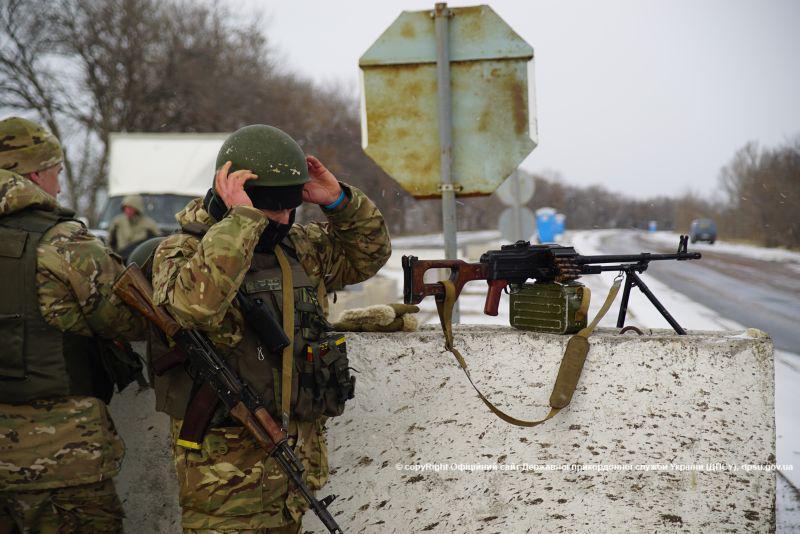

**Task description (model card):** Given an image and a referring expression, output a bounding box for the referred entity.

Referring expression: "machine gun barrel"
[576,251,701,264]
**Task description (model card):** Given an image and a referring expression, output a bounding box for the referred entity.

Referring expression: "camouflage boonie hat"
[0,117,63,175]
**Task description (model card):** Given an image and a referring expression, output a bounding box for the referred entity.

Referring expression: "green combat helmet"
[214,125,310,211]
[0,117,63,175]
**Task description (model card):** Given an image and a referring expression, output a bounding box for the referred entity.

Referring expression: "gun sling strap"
[274,245,295,431]
[435,276,622,427]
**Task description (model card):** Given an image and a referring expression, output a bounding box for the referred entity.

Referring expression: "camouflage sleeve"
[36,221,147,340]
[289,183,391,292]
[151,207,267,329]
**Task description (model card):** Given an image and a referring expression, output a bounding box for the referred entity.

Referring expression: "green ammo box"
[509,282,591,335]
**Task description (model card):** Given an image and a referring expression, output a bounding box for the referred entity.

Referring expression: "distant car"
[689,218,717,244]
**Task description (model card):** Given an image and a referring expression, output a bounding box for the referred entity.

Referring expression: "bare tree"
[0,0,91,210]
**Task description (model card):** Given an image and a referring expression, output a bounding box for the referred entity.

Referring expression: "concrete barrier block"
[113,327,775,533]
[321,326,775,533]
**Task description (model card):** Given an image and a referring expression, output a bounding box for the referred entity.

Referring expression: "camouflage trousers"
[0,479,123,534]
[171,418,328,531]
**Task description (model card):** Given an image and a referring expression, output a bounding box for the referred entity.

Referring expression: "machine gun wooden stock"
[403,235,702,334]
[113,265,343,534]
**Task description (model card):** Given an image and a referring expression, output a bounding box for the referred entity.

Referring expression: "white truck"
[96,133,227,239]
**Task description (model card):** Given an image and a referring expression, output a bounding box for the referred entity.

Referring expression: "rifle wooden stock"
[402,255,490,306]
[113,264,181,338]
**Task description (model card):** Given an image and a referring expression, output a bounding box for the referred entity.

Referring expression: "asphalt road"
[597,232,800,355]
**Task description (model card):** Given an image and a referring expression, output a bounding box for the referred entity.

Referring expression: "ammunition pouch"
[294,333,354,420]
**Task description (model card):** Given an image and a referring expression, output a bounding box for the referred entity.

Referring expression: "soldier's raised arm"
[289,156,391,292]
[151,163,267,329]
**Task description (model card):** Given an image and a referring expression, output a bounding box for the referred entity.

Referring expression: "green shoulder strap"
[435,276,622,427]
[275,245,295,430]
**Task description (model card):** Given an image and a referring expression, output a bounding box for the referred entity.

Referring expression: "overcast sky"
[246,0,800,199]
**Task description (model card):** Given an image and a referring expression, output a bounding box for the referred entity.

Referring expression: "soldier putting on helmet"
[149,125,391,532]
[0,117,147,532]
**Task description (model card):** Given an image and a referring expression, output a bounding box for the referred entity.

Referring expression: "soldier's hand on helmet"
[303,155,344,206]
[215,160,258,208]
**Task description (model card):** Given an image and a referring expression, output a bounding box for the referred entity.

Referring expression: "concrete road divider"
[112,327,775,532]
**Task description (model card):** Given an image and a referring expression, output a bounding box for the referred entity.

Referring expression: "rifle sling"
[435,277,621,427]
[275,246,295,431]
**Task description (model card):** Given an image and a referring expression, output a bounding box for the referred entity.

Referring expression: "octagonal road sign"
[359,4,537,198]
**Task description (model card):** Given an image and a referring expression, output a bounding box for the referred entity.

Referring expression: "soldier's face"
[29,163,62,198]
[261,208,292,225]
[123,206,138,218]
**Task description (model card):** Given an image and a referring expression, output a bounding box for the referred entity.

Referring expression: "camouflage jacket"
[108,211,160,254]
[0,170,146,492]
[152,184,391,340]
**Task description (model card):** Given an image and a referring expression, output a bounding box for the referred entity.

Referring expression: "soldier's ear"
[26,171,42,187]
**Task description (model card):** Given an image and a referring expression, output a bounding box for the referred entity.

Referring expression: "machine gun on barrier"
[402,235,701,334]
[113,265,343,534]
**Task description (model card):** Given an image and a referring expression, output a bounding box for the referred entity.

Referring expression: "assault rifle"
[113,265,343,534]
[403,235,701,334]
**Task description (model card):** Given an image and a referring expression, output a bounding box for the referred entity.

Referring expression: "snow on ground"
[377,229,800,524]
[390,230,501,249]
[644,230,800,264]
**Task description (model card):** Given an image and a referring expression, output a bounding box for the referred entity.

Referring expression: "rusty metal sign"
[359,4,537,198]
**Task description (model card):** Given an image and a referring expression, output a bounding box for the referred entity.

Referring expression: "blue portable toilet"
[648,220,658,232]
[535,207,557,243]
[554,213,566,240]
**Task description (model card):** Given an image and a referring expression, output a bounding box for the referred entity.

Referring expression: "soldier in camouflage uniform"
[150,125,391,532]
[0,117,146,533]
[107,194,161,258]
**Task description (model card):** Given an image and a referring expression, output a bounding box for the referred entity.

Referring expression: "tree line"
[526,137,799,249]
[2,0,796,249]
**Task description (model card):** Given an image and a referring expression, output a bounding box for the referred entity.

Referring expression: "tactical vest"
[152,226,354,424]
[0,209,114,403]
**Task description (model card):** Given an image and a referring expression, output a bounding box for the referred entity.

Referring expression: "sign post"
[360,3,538,321]
[433,3,461,321]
